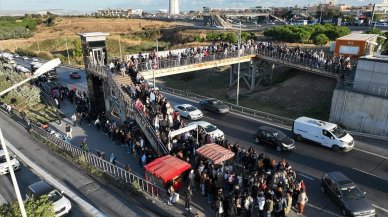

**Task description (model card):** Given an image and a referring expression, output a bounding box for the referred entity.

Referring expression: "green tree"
[227,32,238,43]
[72,39,83,58]
[0,195,54,217]
[313,34,329,46]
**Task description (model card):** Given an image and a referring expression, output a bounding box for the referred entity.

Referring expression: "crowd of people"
[106,42,313,216]
[111,40,355,82]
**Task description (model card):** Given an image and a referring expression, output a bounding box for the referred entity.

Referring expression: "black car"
[321,171,376,217]
[69,71,81,79]
[198,98,229,114]
[253,126,295,151]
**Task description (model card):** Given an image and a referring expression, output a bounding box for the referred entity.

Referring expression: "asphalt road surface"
[0,163,90,217]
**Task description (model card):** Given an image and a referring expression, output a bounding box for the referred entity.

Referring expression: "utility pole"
[37,38,40,53]
[118,35,123,60]
[236,21,241,106]
[64,37,71,66]
[0,129,27,217]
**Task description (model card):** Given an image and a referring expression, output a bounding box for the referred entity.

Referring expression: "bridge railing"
[336,80,388,98]
[257,49,356,78]
[132,47,355,80]
[87,63,169,155]
[136,48,257,73]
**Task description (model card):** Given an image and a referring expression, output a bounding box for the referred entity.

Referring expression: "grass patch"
[25,104,60,123]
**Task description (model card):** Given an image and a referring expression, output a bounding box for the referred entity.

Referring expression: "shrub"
[313,34,329,46]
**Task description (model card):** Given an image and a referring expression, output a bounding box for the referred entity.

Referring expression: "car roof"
[190,121,211,126]
[295,117,337,130]
[28,180,55,197]
[258,126,280,134]
[327,171,354,186]
[175,104,193,108]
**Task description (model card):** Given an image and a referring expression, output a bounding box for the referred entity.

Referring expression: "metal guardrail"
[0,106,166,200]
[159,86,294,127]
[336,80,388,98]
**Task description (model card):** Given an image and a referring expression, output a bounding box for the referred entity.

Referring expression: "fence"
[336,80,388,98]
[159,86,294,127]
[0,106,167,201]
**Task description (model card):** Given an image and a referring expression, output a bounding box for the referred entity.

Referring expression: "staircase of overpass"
[86,44,354,154]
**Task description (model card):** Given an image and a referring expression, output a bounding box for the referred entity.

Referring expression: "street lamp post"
[0,130,27,217]
[64,37,71,66]
[236,21,242,106]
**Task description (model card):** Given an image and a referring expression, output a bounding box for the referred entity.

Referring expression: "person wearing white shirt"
[257,192,265,217]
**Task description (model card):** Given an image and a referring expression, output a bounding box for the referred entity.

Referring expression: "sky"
[0,0,383,13]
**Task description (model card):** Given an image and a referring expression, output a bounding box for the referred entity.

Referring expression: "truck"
[292,117,354,152]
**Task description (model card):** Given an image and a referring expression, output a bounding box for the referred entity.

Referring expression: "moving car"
[0,150,20,175]
[321,171,376,217]
[254,126,295,151]
[173,104,203,120]
[26,180,72,217]
[199,98,229,114]
[69,71,81,79]
[293,117,354,152]
[188,121,224,140]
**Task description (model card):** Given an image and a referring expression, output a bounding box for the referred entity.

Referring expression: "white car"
[174,104,203,120]
[26,180,72,217]
[22,56,29,60]
[189,121,224,140]
[0,150,21,175]
[32,57,39,62]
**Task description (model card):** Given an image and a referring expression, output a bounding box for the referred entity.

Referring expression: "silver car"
[0,150,20,175]
[174,104,203,120]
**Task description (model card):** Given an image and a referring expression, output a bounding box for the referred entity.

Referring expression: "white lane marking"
[373,204,388,213]
[352,168,386,181]
[354,148,388,160]
[162,91,388,160]
[298,173,314,181]
[306,203,341,217]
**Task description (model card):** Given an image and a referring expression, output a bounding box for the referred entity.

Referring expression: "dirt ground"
[0,17,190,51]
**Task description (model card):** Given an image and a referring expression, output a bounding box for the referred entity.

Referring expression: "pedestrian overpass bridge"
[79,32,354,156]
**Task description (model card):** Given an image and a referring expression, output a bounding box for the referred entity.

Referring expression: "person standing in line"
[297,189,308,215]
[71,113,77,127]
[185,186,193,212]
[65,124,72,139]
[257,192,266,217]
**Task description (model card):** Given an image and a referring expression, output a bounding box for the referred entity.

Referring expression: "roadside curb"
[4,138,107,217]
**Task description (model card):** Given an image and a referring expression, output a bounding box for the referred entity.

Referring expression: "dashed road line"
[352,167,386,181]
[373,204,388,213]
[298,173,315,181]
[353,148,388,160]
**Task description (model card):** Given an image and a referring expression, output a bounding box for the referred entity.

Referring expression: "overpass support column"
[229,64,234,87]
[250,59,257,90]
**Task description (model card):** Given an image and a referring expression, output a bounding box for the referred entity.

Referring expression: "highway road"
[0,161,90,216]
[13,57,388,216]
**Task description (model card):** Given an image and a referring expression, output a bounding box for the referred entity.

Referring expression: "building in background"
[96,8,143,17]
[169,0,179,14]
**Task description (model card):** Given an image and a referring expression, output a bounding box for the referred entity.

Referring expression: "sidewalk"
[49,96,215,216]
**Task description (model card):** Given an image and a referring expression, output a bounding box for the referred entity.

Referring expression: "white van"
[293,117,354,152]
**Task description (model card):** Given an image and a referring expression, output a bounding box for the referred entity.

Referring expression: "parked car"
[173,104,203,120]
[254,126,295,151]
[32,57,39,62]
[26,180,72,217]
[69,71,81,79]
[22,56,29,60]
[321,171,376,217]
[293,117,354,152]
[0,150,20,175]
[188,121,224,140]
[199,98,229,114]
